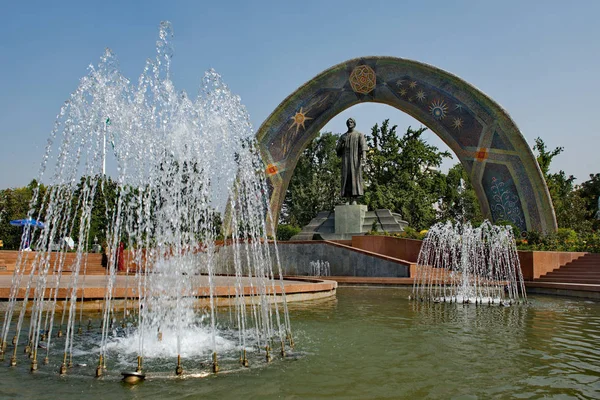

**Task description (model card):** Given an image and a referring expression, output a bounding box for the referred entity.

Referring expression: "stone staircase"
[536,253,600,284]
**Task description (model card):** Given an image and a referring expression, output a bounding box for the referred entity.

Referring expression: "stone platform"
[291,207,408,240]
[0,275,337,310]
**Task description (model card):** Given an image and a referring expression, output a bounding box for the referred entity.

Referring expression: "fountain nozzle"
[30,351,38,372]
[136,356,143,373]
[121,356,146,384]
[175,354,183,376]
[212,352,220,373]
[9,348,17,367]
[59,353,67,375]
[241,349,249,367]
[96,355,104,378]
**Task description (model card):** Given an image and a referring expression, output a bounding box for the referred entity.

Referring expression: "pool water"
[1,287,599,399]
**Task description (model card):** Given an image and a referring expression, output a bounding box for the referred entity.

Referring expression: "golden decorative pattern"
[349,65,376,94]
[289,107,312,134]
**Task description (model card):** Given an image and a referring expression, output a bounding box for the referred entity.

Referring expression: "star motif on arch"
[409,81,418,89]
[399,88,407,97]
[452,117,463,130]
[289,107,313,133]
[395,80,405,87]
[415,90,426,102]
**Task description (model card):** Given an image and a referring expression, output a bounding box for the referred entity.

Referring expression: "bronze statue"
[336,118,367,201]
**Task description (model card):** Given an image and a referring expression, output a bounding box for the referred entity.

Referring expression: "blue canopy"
[9,218,45,229]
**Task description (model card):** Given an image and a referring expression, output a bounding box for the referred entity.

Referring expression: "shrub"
[276,224,301,241]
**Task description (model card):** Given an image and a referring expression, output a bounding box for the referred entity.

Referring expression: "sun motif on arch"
[289,107,313,133]
[349,65,376,94]
[429,99,448,120]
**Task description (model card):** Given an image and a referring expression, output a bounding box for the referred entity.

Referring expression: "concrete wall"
[351,236,422,263]
[338,236,590,281]
[275,241,410,277]
[3,239,588,282]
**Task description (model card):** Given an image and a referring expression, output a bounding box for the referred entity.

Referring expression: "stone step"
[542,274,600,282]
[537,277,600,284]
[554,267,600,272]
[545,271,600,277]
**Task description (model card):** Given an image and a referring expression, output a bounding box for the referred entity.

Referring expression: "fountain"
[0,21,294,380]
[309,260,330,277]
[411,221,527,305]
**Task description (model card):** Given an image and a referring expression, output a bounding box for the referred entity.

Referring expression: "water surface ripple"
[1,287,599,399]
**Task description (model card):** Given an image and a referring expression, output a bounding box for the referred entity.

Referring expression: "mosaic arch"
[256,57,557,233]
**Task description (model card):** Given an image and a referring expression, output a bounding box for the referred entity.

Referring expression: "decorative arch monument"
[256,57,557,233]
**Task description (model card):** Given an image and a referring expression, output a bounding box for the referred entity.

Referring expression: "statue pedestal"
[289,206,408,241]
[335,204,367,235]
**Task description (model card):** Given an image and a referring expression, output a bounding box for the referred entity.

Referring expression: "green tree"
[533,138,591,231]
[364,121,451,230]
[438,163,483,224]
[578,173,600,230]
[282,132,341,227]
[0,180,47,250]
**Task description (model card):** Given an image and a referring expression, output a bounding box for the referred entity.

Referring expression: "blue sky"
[1,0,598,188]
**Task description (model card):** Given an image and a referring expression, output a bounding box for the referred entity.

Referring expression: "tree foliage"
[579,173,600,231]
[438,163,483,224]
[282,120,452,231]
[533,137,592,231]
[0,180,48,249]
[281,132,341,227]
[363,121,450,230]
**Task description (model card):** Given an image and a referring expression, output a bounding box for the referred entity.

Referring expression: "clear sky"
[1,0,598,188]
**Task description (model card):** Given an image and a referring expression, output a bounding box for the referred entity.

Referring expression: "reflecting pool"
[1,287,599,399]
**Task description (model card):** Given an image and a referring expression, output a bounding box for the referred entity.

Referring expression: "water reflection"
[1,287,599,399]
